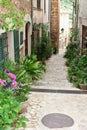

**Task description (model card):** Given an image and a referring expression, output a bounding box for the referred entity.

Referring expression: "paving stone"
[18,49,87,130]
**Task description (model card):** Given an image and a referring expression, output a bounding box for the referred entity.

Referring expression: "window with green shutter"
[44,0,46,13]
[37,0,40,9]
[20,31,23,45]
[14,29,20,62]
[0,33,8,69]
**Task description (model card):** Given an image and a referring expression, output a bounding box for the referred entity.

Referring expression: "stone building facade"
[79,0,87,51]
[51,0,60,53]
[0,0,32,62]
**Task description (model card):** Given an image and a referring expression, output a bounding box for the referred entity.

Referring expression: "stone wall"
[51,0,60,53]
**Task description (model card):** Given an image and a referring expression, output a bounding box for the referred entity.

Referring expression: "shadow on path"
[32,88,87,94]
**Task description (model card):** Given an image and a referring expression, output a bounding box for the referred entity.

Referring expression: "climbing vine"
[0,0,26,31]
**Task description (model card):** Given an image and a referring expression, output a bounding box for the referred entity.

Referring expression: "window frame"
[37,0,41,9]
[20,31,23,45]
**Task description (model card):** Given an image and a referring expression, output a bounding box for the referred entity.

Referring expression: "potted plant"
[0,87,27,129]
[0,70,31,114]
[80,78,87,90]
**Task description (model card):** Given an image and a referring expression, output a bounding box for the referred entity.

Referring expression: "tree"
[60,0,73,12]
[0,0,25,31]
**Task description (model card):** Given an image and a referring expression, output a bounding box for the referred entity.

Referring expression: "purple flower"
[4,70,9,74]
[4,70,16,80]
[18,85,22,89]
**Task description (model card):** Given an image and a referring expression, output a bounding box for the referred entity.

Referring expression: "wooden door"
[82,25,87,50]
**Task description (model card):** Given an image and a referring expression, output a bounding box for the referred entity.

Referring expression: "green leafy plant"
[34,24,53,61]
[22,54,44,81]
[64,40,80,66]
[70,28,79,41]
[0,87,21,130]
[0,0,25,31]
[0,69,31,103]
[67,54,87,88]
[14,115,28,129]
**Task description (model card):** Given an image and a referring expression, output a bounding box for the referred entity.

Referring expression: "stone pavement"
[19,49,87,130]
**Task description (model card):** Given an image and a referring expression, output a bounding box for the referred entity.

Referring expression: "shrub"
[64,40,80,66]
[34,24,53,61]
[0,87,27,129]
[70,28,79,41]
[18,54,46,81]
[67,54,87,88]
[0,70,31,103]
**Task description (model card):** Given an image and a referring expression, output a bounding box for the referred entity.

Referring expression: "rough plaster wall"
[79,0,87,18]
[43,0,49,24]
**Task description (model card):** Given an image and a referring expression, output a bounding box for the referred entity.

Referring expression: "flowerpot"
[80,84,87,90]
[19,99,29,114]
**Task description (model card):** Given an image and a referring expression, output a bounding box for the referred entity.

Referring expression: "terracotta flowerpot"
[80,84,87,90]
[19,99,29,114]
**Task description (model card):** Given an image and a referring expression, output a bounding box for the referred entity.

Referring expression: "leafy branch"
[0,0,26,31]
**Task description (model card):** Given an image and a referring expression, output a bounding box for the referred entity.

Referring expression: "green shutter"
[37,0,40,8]
[20,31,23,45]
[0,35,5,69]
[14,30,20,62]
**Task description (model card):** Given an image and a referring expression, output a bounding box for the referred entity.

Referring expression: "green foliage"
[70,28,79,41]
[15,116,28,128]
[0,87,21,130]
[0,0,25,31]
[67,54,87,88]
[64,40,80,66]
[60,0,73,12]
[22,54,45,81]
[0,59,17,79]
[34,24,53,61]
[14,83,31,103]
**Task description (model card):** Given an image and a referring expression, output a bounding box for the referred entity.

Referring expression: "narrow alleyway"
[21,49,87,130]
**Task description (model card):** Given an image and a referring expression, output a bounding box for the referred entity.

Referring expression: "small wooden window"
[3,33,8,57]
[20,31,23,45]
[37,0,40,9]
[44,0,46,13]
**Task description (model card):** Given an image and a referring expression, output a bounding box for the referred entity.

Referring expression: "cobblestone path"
[19,49,87,130]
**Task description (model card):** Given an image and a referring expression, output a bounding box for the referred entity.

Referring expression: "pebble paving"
[18,49,87,130]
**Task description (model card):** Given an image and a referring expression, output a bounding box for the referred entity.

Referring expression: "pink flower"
[4,70,16,80]
[12,80,18,88]
[8,73,16,80]
[0,79,6,86]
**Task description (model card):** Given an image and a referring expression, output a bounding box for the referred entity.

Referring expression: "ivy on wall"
[0,0,26,31]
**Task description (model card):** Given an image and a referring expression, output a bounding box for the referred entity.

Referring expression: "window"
[0,33,8,68]
[20,31,23,45]
[3,33,8,58]
[44,0,46,13]
[37,0,40,9]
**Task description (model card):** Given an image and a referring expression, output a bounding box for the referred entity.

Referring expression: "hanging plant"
[0,0,26,31]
